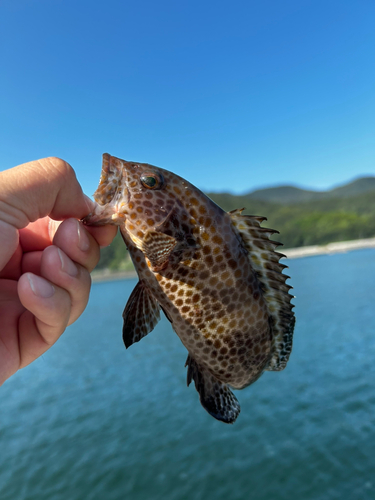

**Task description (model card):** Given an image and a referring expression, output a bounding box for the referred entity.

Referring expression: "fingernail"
[48,219,62,242]
[57,248,78,277]
[76,220,90,252]
[27,274,55,298]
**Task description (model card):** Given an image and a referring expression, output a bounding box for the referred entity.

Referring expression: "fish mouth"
[94,153,125,206]
[82,154,130,226]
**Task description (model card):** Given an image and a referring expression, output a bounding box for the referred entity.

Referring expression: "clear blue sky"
[1,0,374,196]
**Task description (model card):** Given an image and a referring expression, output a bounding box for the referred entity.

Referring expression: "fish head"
[84,154,201,254]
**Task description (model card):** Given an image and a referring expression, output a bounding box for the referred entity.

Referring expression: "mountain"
[328,177,375,198]
[246,176,375,204]
[248,186,325,204]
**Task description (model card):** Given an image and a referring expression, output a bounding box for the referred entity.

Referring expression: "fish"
[83,153,295,423]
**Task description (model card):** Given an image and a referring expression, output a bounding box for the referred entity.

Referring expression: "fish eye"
[140,173,164,190]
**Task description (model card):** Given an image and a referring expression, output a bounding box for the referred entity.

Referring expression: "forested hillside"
[96,176,375,271]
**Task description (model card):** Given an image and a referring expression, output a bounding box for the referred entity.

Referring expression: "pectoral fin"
[141,231,177,271]
[122,281,161,348]
[185,355,240,424]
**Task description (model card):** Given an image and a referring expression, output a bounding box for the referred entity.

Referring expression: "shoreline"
[282,236,375,259]
[91,236,375,283]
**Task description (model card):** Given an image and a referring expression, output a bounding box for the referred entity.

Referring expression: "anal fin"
[185,355,240,424]
[122,281,161,348]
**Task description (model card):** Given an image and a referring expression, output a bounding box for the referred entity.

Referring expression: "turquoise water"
[1,249,375,499]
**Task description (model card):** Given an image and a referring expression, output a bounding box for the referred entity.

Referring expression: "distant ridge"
[248,176,375,204]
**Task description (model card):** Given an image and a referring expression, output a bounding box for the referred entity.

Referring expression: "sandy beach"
[282,236,375,259]
[91,236,375,283]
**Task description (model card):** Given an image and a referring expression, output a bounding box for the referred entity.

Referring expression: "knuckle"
[45,157,76,183]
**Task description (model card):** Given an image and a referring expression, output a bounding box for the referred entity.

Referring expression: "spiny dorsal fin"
[185,355,240,424]
[122,281,161,348]
[229,209,295,371]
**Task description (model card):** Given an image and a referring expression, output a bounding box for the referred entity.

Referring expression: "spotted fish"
[84,154,295,423]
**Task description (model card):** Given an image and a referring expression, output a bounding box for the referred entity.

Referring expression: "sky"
[1,0,374,196]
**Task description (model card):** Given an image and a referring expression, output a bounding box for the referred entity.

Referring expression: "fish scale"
[84,153,295,423]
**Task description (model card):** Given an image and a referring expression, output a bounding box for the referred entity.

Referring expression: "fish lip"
[100,154,132,209]
[83,154,131,226]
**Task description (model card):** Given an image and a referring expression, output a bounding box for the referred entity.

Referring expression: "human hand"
[0,157,117,385]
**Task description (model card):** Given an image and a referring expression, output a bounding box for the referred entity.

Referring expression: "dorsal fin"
[229,209,295,371]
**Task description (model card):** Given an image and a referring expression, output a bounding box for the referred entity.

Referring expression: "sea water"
[1,249,374,500]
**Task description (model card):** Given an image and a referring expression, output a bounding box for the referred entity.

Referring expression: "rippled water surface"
[1,249,375,500]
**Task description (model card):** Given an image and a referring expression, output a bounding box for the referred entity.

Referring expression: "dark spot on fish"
[192,293,200,303]
[202,246,211,256]
[211,303,222,312]
[200,271,209,280]
[209,276,218,286]
[205,255,214,266]
[235,269,242,279]
[212,235,223,245]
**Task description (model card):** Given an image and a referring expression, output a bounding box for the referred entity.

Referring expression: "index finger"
[0,157,95,228]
